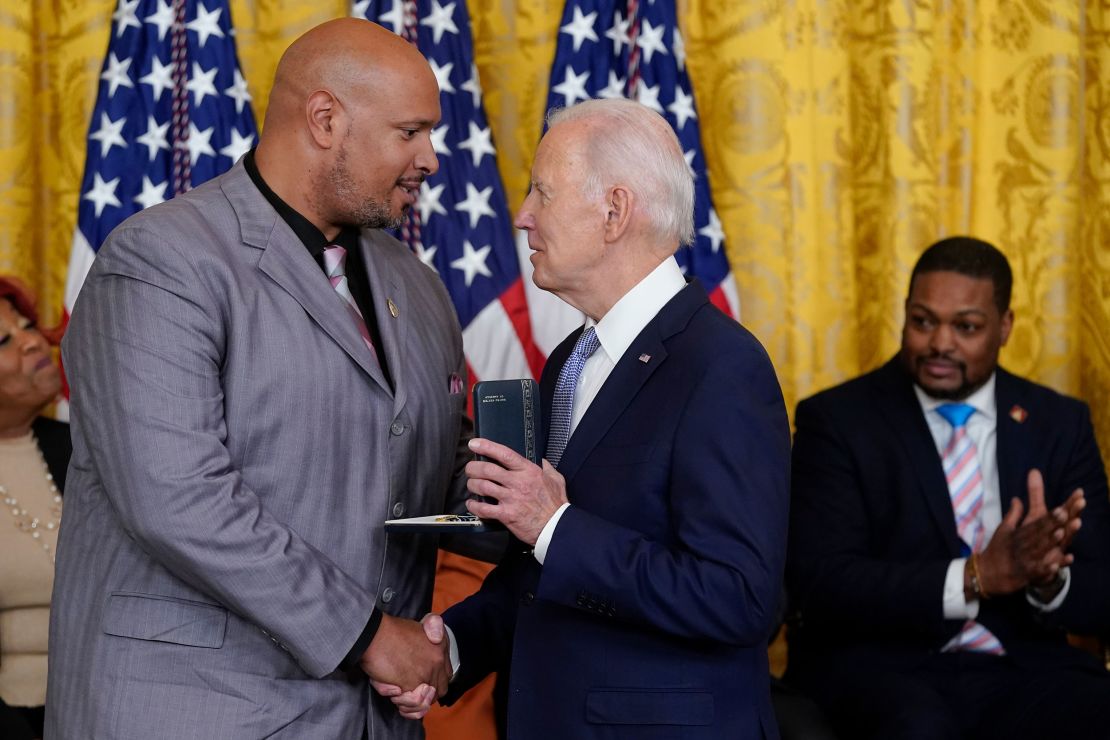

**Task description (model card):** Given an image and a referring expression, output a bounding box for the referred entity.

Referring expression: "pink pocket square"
[449,373,464,394]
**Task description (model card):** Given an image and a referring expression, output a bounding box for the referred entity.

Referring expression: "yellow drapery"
[3,0,1106,451]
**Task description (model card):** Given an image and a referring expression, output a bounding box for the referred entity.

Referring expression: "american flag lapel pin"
[1009,404,1028,423]
[638,353,651,364]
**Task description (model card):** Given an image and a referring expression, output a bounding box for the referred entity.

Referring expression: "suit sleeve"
[534,344,791,647]
[64,224,376,678]
[1039,402,1110,634]
[787,396,954,639]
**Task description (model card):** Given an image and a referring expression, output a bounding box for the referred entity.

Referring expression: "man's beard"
[328,146,407,230]
[908,353,983,400]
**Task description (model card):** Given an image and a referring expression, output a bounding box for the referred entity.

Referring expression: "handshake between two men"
[368,437,569,719]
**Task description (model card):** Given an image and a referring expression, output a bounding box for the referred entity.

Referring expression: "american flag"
[354,0,546,388]
[545,0,739,318]
[62,0,257,406]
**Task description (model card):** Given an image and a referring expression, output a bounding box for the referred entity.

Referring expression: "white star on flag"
[455,182,496,228]
[461,63,482,108]
[83,173,121,217]
[187,62,219,106]
[552,66,590,107]
[375,0,405,33]
[90,112,127,157]
[219,128,254,163]
[450,240,493,287]
[144,0,175,41]
[113,0,142,38]
[667,87,697,130]
[560,7,598,52]
[636,79,664,113]
[598,70,625,100]
[636,19,669,64]
[698,209,725,253]
[187,3,225,48]
[418,182,448,223]
[673,27,687,71]
[430,59,455,94]
[133,176,168,210]
[135,116,170,162]
[420,0,459,44]
[100,53,134,98]
[224,69,252,114]
[430,124,451,155]
[185,122,216,165]
[415,243,438,268]
[457,122,495,167]
[140,55,174,101]
[604,12,630,56]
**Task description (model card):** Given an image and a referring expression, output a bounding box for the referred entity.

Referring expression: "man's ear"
[603,185,633,242]
[999,308,1014,346]
[305,89,341,149]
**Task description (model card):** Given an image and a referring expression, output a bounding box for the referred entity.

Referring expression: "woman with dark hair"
[0,276,68,740]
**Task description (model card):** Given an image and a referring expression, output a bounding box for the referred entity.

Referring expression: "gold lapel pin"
[638,353,651,363]
[1009,404,1028,423]
[387,298,398,318]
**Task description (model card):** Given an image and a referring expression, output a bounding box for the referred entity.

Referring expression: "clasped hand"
[978,469,1085,596]
[362,613,450,719]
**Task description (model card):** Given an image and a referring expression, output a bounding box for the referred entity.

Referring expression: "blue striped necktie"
[545,327,600,468]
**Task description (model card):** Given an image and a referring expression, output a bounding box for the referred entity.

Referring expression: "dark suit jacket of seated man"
[785,236,1110,740]
[414,99,791,739]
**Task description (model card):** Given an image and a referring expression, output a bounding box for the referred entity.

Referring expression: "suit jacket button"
[522,592,535,604]
[381,587,395,604]
[390,421,405,436]
[392,502,406,517]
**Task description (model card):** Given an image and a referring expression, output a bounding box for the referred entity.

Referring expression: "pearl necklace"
[1,435,63,564]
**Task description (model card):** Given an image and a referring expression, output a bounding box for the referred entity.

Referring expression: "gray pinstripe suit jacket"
[46,162,470,739]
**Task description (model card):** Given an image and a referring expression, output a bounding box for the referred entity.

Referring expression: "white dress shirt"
[914,375,1069,619]
[533,257,687,564]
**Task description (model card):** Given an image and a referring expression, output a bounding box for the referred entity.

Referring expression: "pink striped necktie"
[322,245,378,363]
[936,402,1004,655]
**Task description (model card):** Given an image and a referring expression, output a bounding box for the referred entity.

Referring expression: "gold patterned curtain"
[2,0,1108,455]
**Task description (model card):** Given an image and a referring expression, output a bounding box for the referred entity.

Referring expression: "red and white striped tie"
[937,403,1004,655]
[322,245,378,363]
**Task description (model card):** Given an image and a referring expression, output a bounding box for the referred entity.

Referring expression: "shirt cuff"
[339,608,383,671]
[533,503,571,565]
[1026,566,1071,612]
[943,558,979,619]
[443,623,461,680]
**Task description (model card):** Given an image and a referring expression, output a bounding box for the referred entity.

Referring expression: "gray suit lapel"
[220,163,391,393]
[359,231,409,417]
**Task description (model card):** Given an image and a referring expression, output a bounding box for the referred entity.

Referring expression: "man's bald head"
[254,18,441,239]
[264,18,434,135]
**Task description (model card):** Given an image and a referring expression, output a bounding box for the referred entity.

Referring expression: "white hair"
[546,98,695,247]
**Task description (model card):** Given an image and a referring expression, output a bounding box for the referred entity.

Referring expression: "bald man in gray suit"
[47,19,464,739]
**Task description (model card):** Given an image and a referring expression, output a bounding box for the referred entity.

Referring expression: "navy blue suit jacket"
[786,358,1110,678]
[444,281,791,739]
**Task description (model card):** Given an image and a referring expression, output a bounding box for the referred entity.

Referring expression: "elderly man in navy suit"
[381,98,791,739]
[786,236,1110,740]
